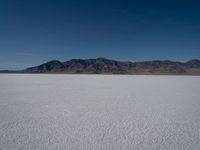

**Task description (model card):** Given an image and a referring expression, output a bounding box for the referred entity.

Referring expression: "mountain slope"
[22,58,200,75]
[25,60,65,73]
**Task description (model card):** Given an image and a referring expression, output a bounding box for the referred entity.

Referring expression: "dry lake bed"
[0,74,200,150]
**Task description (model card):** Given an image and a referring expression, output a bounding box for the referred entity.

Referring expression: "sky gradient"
[0,0,200,69]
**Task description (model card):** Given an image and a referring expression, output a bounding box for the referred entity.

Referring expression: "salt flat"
[0,74,200,150]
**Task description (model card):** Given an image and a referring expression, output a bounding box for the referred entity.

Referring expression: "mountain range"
[1,58,200,75]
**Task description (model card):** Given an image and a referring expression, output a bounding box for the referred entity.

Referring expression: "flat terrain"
[0,74,200,150]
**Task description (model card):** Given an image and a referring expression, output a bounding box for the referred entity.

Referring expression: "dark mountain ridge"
[1,58,200,75]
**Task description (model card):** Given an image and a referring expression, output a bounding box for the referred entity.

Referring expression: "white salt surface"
[0,74,200,150]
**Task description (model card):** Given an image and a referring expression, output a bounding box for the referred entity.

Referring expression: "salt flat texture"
[0,74,200,150]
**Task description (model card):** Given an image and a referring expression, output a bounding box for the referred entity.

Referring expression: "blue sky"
[0,0,200,69]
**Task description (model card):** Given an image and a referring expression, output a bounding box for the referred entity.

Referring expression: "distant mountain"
[23,58,200,75]
[1,58,200,75]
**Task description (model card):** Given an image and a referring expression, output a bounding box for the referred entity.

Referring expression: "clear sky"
[0,0,200,69]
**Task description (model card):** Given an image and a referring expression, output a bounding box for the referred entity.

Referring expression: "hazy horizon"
[1,57,200,71]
